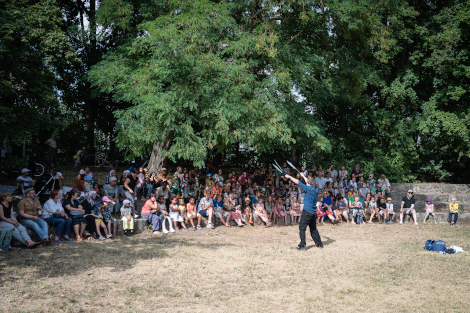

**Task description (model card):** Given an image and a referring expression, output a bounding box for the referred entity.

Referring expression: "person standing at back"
[124,169,140,218]
[44,134,58,168]
[1,135,12,159]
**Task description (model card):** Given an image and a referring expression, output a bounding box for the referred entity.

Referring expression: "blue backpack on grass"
[425,240,446,252]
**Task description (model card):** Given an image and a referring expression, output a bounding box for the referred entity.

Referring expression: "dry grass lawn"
[0,222,469,313]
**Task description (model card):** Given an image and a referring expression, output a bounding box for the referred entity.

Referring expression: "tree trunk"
[339,112,348,137]
[148,132,174,173]
[85,0,97,155]
[290,144,297,165]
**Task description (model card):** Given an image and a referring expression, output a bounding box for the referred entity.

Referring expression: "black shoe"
[124,231,129,236]
[296,246,306,251]
[130,232,135,236]
[316,243,324,249]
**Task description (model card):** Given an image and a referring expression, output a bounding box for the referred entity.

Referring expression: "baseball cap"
[21,168,31,173]
[207,173,212,177]
[85,176,92,180]
[102,196,111,202]
[387,197,392,201]
[79,169,86,174]
[407,190,413,193]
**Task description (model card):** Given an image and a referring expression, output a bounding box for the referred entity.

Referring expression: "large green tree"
[0,0,77,143]
[89,0,330,172]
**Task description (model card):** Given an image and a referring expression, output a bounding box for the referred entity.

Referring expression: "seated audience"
[400,190,417,225]
[18,188,50,245]
[16,168,35,195]
[0,191,39,248]
[42,190,73,242]
[63,190,88,241]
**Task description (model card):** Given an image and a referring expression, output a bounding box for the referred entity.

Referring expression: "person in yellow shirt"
[449,197,459,225]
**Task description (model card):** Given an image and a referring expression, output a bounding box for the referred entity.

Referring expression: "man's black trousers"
[298,210,322,248]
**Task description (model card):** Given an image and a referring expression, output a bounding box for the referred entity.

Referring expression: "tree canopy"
[2,0,470,182]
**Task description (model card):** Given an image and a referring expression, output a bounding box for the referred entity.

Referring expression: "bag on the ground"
[425,239,446,252]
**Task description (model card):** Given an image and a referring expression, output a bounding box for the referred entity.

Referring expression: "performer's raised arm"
[285,174,299,185]
[286,173,308,185]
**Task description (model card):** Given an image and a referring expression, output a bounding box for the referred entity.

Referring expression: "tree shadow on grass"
[0,235,233,284]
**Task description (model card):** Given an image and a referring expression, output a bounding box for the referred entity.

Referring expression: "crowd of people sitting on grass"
[0,162,461,252]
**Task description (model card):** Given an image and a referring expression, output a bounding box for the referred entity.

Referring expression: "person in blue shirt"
[285,173,324,251]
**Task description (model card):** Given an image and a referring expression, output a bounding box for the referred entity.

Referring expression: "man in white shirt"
[212,168,224,186]
[44,133,58,167]
[324,172,333,186]
[197,193,215,229]
[50,168,65,190]
[327,164,338,178]
[315,171,327,190]
[156,181,170,205]
[17,168,35,195]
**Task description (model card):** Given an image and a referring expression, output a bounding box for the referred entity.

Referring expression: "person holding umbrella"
[284,172,324,251]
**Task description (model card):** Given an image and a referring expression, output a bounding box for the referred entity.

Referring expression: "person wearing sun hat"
[16,168,35,195]
[400,190,418,225]
[424,198,437,224]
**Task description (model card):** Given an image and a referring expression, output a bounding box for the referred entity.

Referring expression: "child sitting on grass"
[169,197,187,231]
[121,200,134,236]
[424,198,437,224]
[92,202,111,240]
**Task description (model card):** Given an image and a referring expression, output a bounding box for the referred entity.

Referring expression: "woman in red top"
[141,193,164,234]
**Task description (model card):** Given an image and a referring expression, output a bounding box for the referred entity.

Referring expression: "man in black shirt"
[400,190,417,225]
[351,164,363,181]
[253,169,266,187]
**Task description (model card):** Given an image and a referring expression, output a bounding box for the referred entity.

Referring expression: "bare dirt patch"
[0,223,469,312]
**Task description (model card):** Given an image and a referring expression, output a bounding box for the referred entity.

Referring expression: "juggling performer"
[273,160,323,251]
